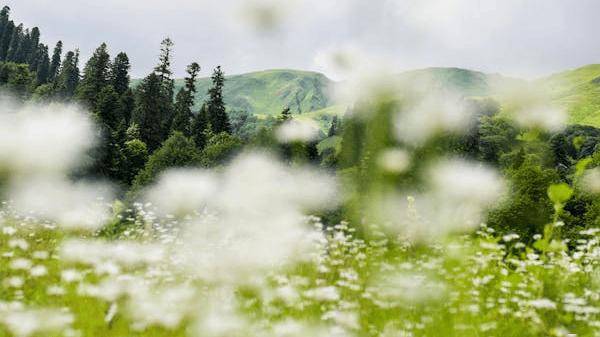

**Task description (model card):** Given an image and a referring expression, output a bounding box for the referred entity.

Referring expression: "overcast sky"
[4,0,600,80]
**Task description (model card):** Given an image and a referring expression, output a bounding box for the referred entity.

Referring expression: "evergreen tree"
[132,72,170,152]
[191,103,210,150]
[95,86,122,131]
[153,38,175,131]
[35,44,50,84]
[25,27,40,67]
[171,62,200,135]
[131,131,201,190]
[54,50,80,100]
[111,52,130,95]
[48,41,62,82]
[119,88,135,126]
[76,42,111,106]
[6,23,23,62]
[154,38,174,86]
[0,6,11,60]
[206,66,231,134]
[0,20,14,61]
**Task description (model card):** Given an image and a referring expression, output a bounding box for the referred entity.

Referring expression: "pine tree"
[0,6,11,59]
[76,42,111,106]
[206,66,231,134]
[95,86,122,130]
[0,20,14,61]
[48,41,62,82]
[119,88,135,126]
[6,23,23,62]
[151,38,175,134]
[54,50,80,100]
[171,62,200,135]
[111,52,130,95]
[191,103,210,150]
[154,38,174,86]
[35,44,50,84]
[132,72,170,152]
[25,27,40,68]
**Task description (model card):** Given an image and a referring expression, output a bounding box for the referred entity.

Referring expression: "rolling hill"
[538,64,600,126]
[132,65,600,128]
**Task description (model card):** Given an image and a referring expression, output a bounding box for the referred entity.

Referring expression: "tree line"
[0,6,246,193]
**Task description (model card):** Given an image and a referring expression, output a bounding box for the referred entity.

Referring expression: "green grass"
[538,64,600,126]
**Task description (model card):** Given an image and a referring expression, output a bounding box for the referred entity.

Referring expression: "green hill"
[538,64,600,126]
[186,69,332,116]
[132,65,600,128]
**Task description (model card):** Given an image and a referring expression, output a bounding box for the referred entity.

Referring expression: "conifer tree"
[154,38,175,128]
[76,43,111,106]
[191,103,210,150]
[132,72,169,152]
[95,86,122,131]
[206,66,231,134]
[111,52,130,95]
[0,6,11,59]
[119,88,135,126]
[35,44,50,84]
[0,20,14,61]
[25,27,40,67]
[6,23,23,62]
[171,62,200,135]
[54,50,80,100]
[48,41,62,82]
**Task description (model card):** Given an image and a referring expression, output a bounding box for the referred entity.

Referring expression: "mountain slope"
[185,69,333,116]
[539,64,600,126]
[132,65,600,128]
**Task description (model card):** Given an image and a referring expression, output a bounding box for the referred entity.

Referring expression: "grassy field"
[1,205,598,337]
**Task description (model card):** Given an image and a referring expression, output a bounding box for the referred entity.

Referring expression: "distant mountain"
[132,65,600,128]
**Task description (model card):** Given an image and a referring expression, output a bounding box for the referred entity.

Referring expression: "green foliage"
[201,132,243,167]
[120,139,148,185]
[131,132,201,191]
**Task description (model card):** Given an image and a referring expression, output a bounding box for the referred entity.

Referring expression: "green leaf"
[547,183,573,204]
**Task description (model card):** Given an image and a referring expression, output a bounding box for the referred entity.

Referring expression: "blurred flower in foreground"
[394,91,475,145]
[145,169,218,217]
[377,148,411,173]
[10,176,113,230]
[581,168,600,194]
[0,102,95,175]
[493,80,566,131]
[0,307,74,337]
[373,159,506,240]
[177,152,335,282]
[276,119,321,143]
